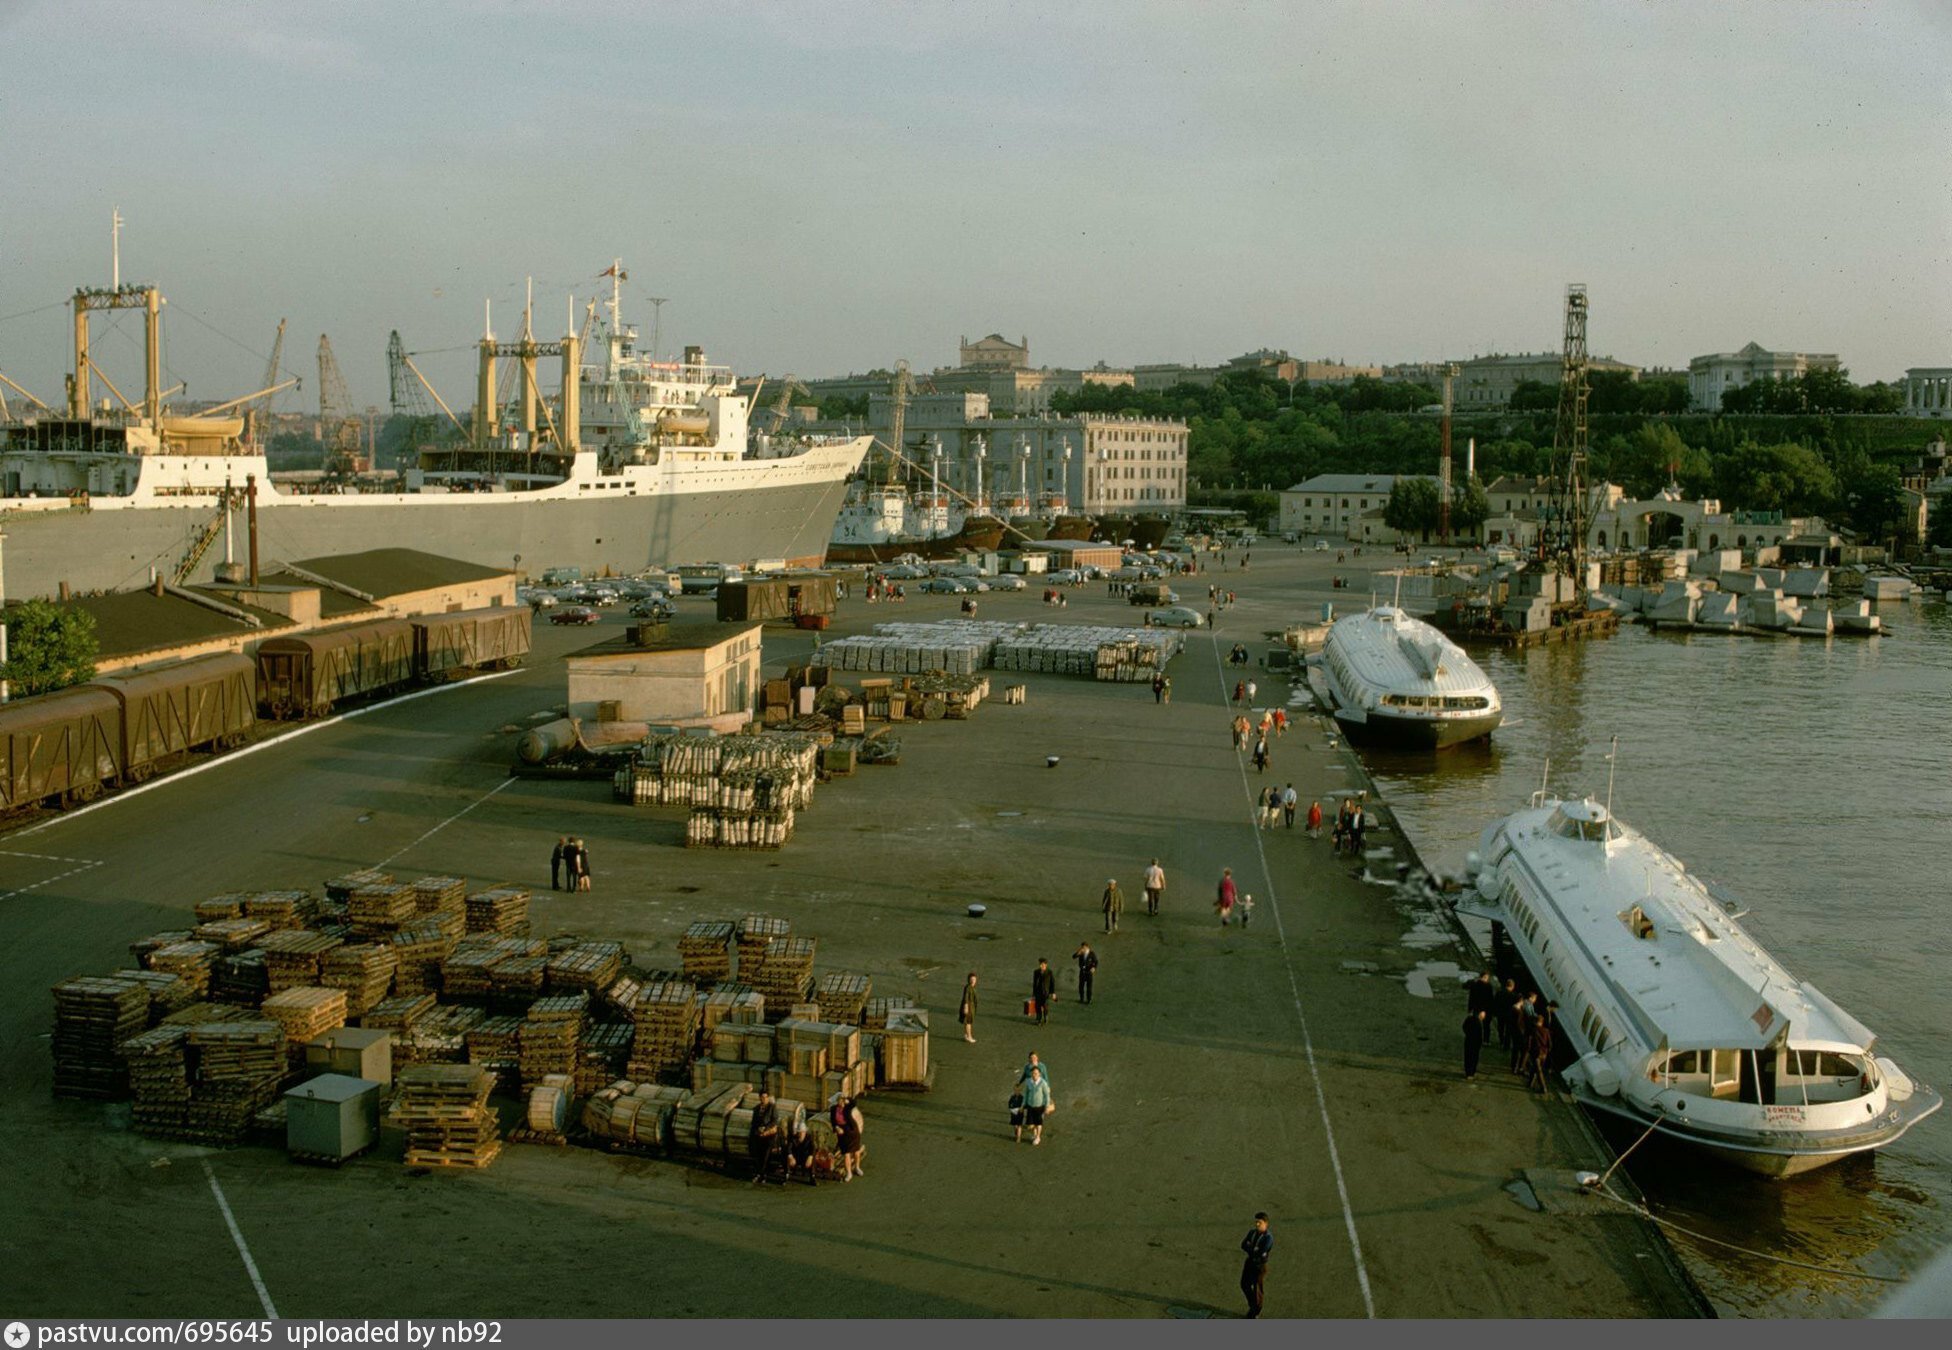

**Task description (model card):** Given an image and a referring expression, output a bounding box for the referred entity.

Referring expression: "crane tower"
[317,334,366,477]
[1540,285,1591,594]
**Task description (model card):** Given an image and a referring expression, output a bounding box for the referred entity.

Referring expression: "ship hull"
[0,472,854,597]
[1333,707,1501,750]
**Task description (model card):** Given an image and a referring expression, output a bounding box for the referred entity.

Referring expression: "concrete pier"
[0,547,1704,1318]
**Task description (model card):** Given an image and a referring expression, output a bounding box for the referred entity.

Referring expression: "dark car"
[550,605,601,626]
[629,598,674,620]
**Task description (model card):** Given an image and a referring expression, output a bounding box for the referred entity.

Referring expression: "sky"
[2,0,1948,412]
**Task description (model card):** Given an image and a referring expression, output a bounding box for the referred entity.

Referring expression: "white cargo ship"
[1316,606,1502,749]
[1461,795,1941,1176]
[0,269,869,599]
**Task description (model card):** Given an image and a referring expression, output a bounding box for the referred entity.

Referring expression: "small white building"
[1905,367,1952,419]
[1688,342,1840,411]
[565,621,761,732]
[1279,473,1436,538]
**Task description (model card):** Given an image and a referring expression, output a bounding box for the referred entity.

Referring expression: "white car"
[1315,540,1332,552]
[1050,569,1085,585]
[1145,606,1205,628]
[987,575,1026,591]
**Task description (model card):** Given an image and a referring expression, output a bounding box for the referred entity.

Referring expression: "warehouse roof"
[7,588,293,661]
[246,573,376,618]
[1283,473,1437,494]
[568,619,761,660]
[287,548,509,600]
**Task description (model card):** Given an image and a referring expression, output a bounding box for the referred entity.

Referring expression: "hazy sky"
[2,0,1947,411]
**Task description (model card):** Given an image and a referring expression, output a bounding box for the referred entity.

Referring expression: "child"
[1237,892,1255,928]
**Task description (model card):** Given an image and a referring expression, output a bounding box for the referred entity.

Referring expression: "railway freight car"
[255,619,415,719]
[410,605,531,679]
[93,653,255,781]
[0,685,123,809]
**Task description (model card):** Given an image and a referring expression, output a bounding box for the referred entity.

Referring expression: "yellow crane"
[317,334,365,477]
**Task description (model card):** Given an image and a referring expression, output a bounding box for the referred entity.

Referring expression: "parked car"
[1315,539,1332,551]
[629,598,675,620]
[920,576,972,594]
[1145,606,1205,628]
[987,574,1026,591]
[519,587,558,610]
[1129,584,1179,606]
[881,564,930,580]
[1049,569,1085,585]
[550,605,601,626]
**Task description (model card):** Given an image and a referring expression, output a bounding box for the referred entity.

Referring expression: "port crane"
[246,319,287,449]
[317,334,367,477]
[1539,284,1592,598]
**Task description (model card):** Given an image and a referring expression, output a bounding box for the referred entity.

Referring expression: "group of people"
[1256,783,1303,830]
[1328,797,1369,855]
[549,836,593,892]
[1040,587,1071,607]
[1149,672,1173,704]
[746,1090,866,1185]
[1208,585,1239,608]
[860,576,907,603]
[1461,971,1558,1091]
[1213,866,1254,927]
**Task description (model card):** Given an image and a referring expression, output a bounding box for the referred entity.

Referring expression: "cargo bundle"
[394,1064,501,1169]
[51,976,150,1099]
[735,914,790,978]
[464,886,531,937]
[575,1022,635,1095]
[318,943,399,1017]
[260,930,344,993]
[210,949,270,1005]
[194,917,273,952]
[241,890,317,930]
[991,623,1185,679]
[325,869,392,904]
[546,941,626,994]
[394,1003,484,1066]
[347,883,417,937]
[519,994,588,1091]
[627,980,701,1082]
[143,940,221,999]
[749,936,817,1015]
[464,1014,525,1093]
[677,921,736,983]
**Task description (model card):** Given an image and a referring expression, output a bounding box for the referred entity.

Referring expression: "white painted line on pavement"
[10,669,523,840]
[1211,635,1377,1318]
[0,856,105,902]
[378,776,520,868]
[203,1158,279,1319]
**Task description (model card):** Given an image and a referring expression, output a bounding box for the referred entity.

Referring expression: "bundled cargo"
[616,732,822,814]
[183,1021,285,1143]
[576,1022,635,1096]
[582,1080,688,1150]
[814,972,872,1026]
[677,921,735,982]
[627,980,700,1082]
[51,976,150,1099]
[880,1008,931,1087]
[260,930,345,993]
[750,936,816,1015]
[117,968,196,1019]
[348,883,416,938]
[143,940,221,999]
[242,890,317,930]
[389,920,453,996]
[122,1026,191,1136]
[465,1014,524,1093]
[701,982,762,1034]
[211,949,270,1005]
[546,941,626,994]
[260,986,348,1054]
[318,943,399,1018]
[394,1064,501,1169]
[991,623,1185,679]
[735,915,789,979]
[193,916,272,952]
[860,995,918,1031]
[195,895,246,923]
[161,1001,258,1029]
[465,886,531,937]
[409,875,467,916]
[326,869,392,904]
[130,931,194,965]
[490,954,549,1008]
[362,992,438,1033]
[519,994,588,1091]
[395,1003,485,1066]
[684,805,795,850]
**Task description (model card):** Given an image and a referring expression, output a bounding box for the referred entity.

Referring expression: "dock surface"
[0,548,1704,1317]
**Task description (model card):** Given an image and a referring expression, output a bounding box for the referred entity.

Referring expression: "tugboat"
[1460,793,1941,1176]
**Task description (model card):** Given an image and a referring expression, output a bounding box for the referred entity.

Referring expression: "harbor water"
[1361,595,1952,1317]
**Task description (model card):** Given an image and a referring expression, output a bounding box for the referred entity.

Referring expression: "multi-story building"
[1687,343,1840,411]
[1455,352,1640,410]
[1278,473,1437,538]
[959,334,1029,371]
[1904,367,1952,419]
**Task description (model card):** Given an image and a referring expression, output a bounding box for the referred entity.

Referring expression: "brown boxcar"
[410,605,532,679]
[255,619,414,718]
[0,685,124,809]
[93,653,256,779]
[716,578,792,622]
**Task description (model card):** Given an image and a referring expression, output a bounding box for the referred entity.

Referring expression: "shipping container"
[409,605,532,679]
[256,619,414,718]
[93,652,255,778]
[0,685,124,809]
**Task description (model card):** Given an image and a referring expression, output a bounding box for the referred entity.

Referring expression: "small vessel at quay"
[1316,606,1502,748]
[1461,795,1941,1177]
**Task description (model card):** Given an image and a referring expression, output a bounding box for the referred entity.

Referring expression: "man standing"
[550,836,568,891]
[959,972,979,1044]
[1463,1008,1487,1080]
[1030,959,1056,1025]
[1281,783,1298,828]
[1510,991,1538,1073]
[1529,1003,1558,1094]
[1073,942,1098,1005]
[1239,1213,1274,1318]
[1101,878,1124,934]
[748,1089,780,1184]
[1143,858,1166,916]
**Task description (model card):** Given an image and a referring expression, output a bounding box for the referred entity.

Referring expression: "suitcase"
[1024,999,1036,1018]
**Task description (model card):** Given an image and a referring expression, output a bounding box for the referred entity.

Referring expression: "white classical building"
[1905,367,1952,419]
[1688,343,1841,410]
[1480,482,1830,556]
[1278,473,1437,538]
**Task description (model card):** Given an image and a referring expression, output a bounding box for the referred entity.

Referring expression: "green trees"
[1718,368,1895,416]
[1929,500,1952,551]
[1450,480,1490,539]
[1713,440,1836,516]
[1383,477,1442,541]
[0,600,99,697]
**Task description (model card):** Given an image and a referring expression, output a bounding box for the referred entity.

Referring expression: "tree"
[1383,477,1441,541]
[1929,498,1952,551]
[1507,380,1557,412]
[1837,460,1904,542]
[1450,479,1490,540]
[1713,440,1836,516]
[1,600,98,697]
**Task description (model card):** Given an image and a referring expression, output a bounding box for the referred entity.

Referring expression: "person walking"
[959,972,979,1044]
[1463,1009,1487,1080]
[1306,799,1323,839]
[1152,673,1165,704]
[1143,858,1166,916]
[1019,1067,1052,1145]
[1237,892,1255,928]
[1160,675,1171,704]
[1030,959,1057,1025]
[831,1096,865,1179]
[573,838,593,892]
[1246,678,1257,704]
[1239,1214,1274,1318]
[1281,783,1298,828]
[1101,879,1124,934]
[550,836,568,891]
[1233,679,1246,704]
[1252,736,1269,774]
[1527,1009,1555,1094]
[1216,868,1237,926]
[1073,942,1098,1005]
[1509,991,1538,1073]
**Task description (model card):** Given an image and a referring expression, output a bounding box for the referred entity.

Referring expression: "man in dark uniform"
[1239,1212,1274,1318]
[1031,959,1056,1025]
[1494,977,1519,1048]
[1463,1008,1487,1080]
[550,836,567,891]
[1073,943,1098,1005]
[748,1089,781,1184]
[1528,1004,1557,1094]
[1510,991,1538,1073]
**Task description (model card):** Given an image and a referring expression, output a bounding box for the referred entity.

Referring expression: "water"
[1360,595,1952,1317]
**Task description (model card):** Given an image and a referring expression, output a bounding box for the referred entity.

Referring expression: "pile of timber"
[749,937,817,1016]
[242,890,317,930]
[318,943,399,1017]
[122,1026,191,1136]
[395,1004,484,1066]
[143,940,220,999]
[183,1021,286,1143]
[490,954,549,1008]
[677,922,735,983]
[193,917,271,952]
[735,915,789,979]
[195,895,245,923]
[261,930,344,993]
[519,994,587,1091]
[464,1015,524,1092]
[465,886,531,937]
[260,986,347,1061]
[211,950,269,1005]
[389,920,453,996]
[442,936,545,999]
[118,968,195,1019]
[325,869,391,904]
[409,876,467,918]
[394,1064,501,1169]
[130,930,191,965]
[627,980,700,1083]
[546,941,625,994]
[576,1022,635,1095]
[50,976,149,1099]
[348,883,417,938]
[814,972,871,1025]
[362,992,437,1034]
